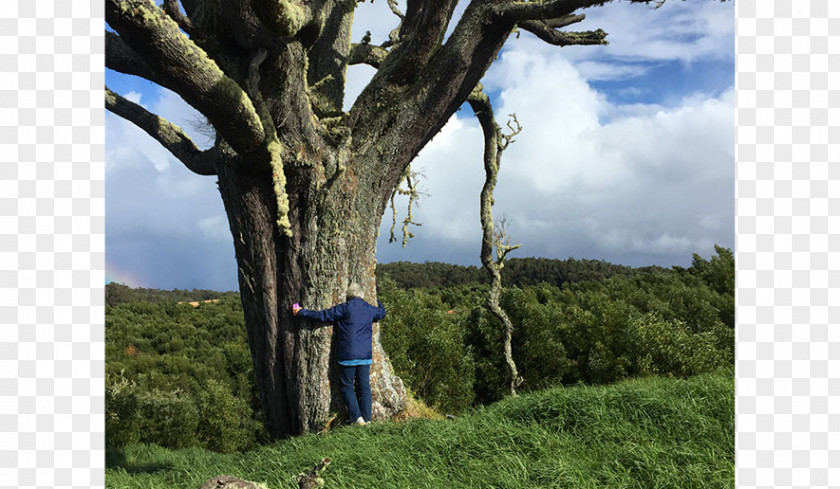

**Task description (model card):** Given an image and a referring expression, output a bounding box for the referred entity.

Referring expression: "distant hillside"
[105,282,238,307]
[375,256,672,289]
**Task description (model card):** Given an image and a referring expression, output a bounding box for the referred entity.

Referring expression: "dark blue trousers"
[338,364,371,423]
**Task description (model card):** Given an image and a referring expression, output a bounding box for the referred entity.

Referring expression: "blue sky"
[106,0,735,291]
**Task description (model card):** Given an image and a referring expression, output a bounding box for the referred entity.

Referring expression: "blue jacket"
[297,297,386,362]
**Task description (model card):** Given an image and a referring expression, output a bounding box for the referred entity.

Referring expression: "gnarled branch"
[105,0,266,158]
[496,0,657,21]
[544,13,587,29]
[347,0,512,178]
[106,31,177,93]
[349,43,388,68]
[105,87,216,176]
[519,20,608,46]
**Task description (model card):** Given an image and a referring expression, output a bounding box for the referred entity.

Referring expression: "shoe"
[355,417,367,426]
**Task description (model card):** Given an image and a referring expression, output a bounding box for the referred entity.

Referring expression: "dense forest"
[375,257,672,289]
[105,282,238,307]
[106,247,734,452]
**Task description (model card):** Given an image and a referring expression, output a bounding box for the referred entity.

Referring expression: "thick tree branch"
[345,0,512,199]
[105,87,216,176]
[348,43,388,68]
[162,0,195,36]
[378,0,460,83]
[106,31,177,93]
[519,20,608,46]
[496,0,655,21]
[105,0,266,158]
[306,0,355,117]
[544,13,587,29]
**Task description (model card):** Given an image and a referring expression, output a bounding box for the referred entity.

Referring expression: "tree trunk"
[214,146,407,437]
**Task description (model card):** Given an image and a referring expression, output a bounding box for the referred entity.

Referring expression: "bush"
[136,389,200,449]
[630,313,732,377]
[196,379,260,453]
[105,372,141,449]
[379,277,476,414]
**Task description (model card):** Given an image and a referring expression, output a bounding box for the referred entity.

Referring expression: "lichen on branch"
[253,0,311,38]
[388,164,423,248]
[247,49,293,237]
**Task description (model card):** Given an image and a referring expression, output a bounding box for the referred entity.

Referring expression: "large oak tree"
[106,0,707,438]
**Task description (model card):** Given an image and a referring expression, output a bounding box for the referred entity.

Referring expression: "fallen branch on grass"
[200,458,331,489]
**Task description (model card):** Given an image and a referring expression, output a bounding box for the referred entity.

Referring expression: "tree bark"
[214,145,406,437]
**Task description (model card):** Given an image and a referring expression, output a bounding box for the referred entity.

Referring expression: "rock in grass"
[200,458,330,489]
[200,475,268,489]
[297,458,331,489]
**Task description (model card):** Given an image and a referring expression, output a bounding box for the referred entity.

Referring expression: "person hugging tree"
[292,283,386,426]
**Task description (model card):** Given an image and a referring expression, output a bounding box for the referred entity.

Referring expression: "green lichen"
[268,0,308,37]
[267,140,293,237]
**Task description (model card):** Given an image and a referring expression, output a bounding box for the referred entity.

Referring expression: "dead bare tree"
[469,85,523,395]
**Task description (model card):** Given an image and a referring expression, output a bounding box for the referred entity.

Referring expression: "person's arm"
[372,299,386,322]
[295,302,347,323]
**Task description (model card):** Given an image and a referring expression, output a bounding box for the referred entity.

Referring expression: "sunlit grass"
[106,369,733,489]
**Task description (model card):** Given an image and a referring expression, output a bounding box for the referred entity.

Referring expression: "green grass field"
[106,369,733,489]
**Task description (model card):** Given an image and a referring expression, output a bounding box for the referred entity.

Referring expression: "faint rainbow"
[105,258,145,288]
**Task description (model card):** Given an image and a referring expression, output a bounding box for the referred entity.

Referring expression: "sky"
[105,0,735,292]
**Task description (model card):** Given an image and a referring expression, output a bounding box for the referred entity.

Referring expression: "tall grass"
[106,369,733,489]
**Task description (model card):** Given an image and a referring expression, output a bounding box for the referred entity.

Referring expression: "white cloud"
[124,91,143,105]
[383,43,734,267]
[106,86,230,288]
[105,111,173,172]
[572,61,652,82]
[506,0,734,80]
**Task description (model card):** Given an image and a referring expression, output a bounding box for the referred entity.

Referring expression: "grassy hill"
[106,369,733,489]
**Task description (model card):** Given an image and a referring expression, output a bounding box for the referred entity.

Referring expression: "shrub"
[136,389,200,449]
[105,372,141,449]
[630,313,732,377]
[196,379,260,453]
[379,277,476,414]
